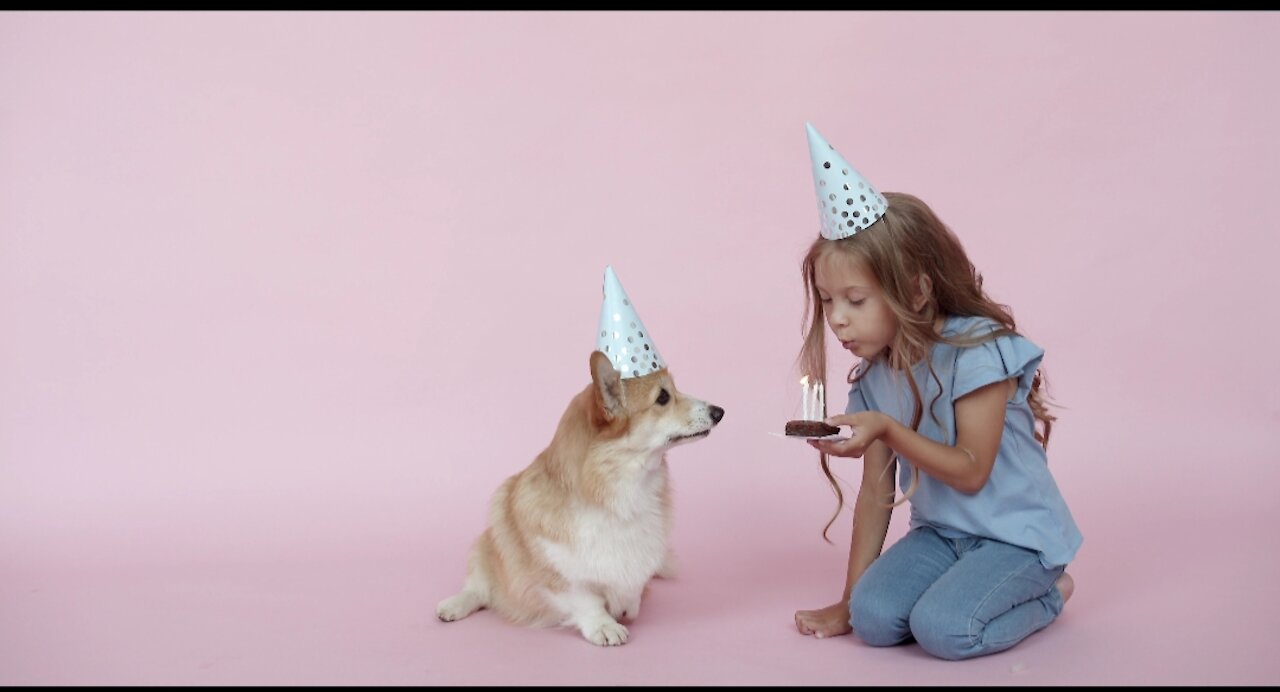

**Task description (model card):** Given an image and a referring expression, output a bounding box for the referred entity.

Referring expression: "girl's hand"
[807,412,889,458]
[795,602,853,639]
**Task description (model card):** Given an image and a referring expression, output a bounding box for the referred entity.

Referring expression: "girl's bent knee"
[909,606,978,660]
[850,595,911,647]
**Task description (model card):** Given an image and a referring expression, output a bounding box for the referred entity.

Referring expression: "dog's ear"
[589,350,624,421]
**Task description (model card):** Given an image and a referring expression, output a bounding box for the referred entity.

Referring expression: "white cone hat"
[597,265,666,379]
[807,122,888,240]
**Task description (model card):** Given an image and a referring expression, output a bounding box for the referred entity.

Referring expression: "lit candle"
[814,381,821,420]
[800,376,810,420]
[816,382,824,419]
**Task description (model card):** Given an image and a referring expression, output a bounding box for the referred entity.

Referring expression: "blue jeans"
[849,525,1066,660]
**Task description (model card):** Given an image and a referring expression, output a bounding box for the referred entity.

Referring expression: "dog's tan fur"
[437,350,723,645]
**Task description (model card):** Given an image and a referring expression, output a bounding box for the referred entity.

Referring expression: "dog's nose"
[709,406,724,424]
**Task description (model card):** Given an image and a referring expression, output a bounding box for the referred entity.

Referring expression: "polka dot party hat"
[597,265,666,379]
[806,122,888,240]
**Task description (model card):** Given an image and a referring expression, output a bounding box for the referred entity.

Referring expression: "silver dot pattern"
[815,163,887,239]
[598,267,666,379]
[807,124,888,240]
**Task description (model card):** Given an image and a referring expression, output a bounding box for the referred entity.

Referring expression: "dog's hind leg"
[436,549,492,622]
[436,585,487,622]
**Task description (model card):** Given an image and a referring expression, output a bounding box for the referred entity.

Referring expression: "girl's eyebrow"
[816,282,869,293]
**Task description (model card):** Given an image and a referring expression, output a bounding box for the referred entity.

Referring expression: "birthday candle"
[817,382,824,419]
[800,376,810,420]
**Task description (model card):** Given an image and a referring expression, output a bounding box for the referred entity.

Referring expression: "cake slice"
[784,420,841,437]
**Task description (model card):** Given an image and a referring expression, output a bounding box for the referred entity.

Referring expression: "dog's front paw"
[583,620,630,646]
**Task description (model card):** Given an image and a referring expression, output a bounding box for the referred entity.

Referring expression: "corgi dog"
[436,350,724,646]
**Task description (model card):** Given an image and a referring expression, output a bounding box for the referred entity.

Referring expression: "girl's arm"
[839,438,897,601]
[794,439,895,638]
[816,377,1015,494]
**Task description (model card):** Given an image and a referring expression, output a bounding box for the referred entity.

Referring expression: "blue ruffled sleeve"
[845,364,872,414]
[952,325,1046,405]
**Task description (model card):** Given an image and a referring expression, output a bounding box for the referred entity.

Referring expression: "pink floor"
[3,10,1279,686]
[3,461,1276,686]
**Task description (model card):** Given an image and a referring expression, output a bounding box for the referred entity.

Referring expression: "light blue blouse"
[846,315,1082,568]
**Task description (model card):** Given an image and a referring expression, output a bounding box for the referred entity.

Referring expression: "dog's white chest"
[540,484,667,589]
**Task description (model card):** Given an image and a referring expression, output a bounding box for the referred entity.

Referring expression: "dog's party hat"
[598,265,666,379]
[807,122,888,240]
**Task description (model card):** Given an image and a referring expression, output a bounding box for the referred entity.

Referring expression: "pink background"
[3,11,1278,685]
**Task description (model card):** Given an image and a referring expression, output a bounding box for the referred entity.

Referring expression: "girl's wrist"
[874,412,896,443]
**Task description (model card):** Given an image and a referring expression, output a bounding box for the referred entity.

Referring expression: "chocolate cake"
[784,420,841,437]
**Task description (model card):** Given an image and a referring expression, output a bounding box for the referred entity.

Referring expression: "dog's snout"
[709,405,724,424]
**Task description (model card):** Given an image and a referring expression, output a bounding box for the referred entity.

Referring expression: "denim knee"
[908,604,976,661]
[849,590,911,647]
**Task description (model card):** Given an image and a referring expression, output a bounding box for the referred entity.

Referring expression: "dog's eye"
[656,389,670,406]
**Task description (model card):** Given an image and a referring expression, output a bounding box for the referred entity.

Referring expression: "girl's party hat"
[598,266,666,379]
[806,122,888,240]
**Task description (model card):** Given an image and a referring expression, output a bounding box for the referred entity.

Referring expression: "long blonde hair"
[797,192,1056,541]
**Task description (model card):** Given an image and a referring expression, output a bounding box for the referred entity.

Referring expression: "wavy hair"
[797,192,1056,541]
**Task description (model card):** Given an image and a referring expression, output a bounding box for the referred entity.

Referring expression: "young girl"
[790,183,1083,660]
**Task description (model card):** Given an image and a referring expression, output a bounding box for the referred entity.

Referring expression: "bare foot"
[795,602,853,639]
[1055,571,1074,604]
